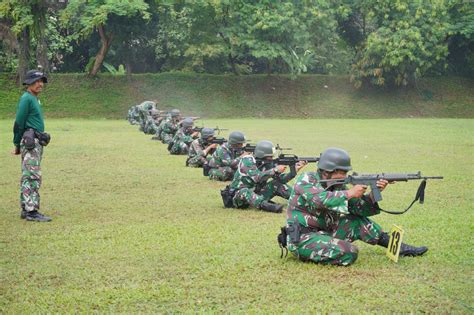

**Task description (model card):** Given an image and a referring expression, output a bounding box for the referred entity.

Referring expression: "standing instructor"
[12,70,51,222]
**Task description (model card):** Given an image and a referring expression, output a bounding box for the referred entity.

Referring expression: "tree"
[60,0,149,76]
[340,0,451,88]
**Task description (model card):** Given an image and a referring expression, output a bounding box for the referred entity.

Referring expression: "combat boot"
[377,232,428,257]
[25,211,52,222]
[398,243,428,257]
[20,209,27,219]
[258,201,283,213]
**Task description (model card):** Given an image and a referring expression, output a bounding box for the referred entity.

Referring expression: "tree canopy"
[0,0,472,87]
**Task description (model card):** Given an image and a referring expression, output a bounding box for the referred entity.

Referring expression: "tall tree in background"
[340,0,451,88]
[446,1,474,77]
[0,0,45,83]
[151,0,340,76]
[61,0,149,76]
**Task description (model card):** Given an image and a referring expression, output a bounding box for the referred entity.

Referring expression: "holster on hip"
[22,129,36,150]
[35,131,51,146]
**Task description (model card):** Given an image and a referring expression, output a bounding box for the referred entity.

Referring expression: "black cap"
[23,70,48,85]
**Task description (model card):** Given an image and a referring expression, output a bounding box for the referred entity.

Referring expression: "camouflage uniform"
[169,128,195,155]
[160,119,179,144]
[20,138,43,212]
[230,156,294,209]
[127,106,138,124]
[286,171,383,266]
[153,115,170,140]
[143,115,161,135]
[187,138,214,167]
[137,101,156,131]
[208,143,240,181]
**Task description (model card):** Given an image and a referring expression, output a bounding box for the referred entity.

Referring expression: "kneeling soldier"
[160,109,181,144]
[208,131,249,181]
[169,118,198,155]
[187,128,218,167]
[229,140,306,213]
[284,147,428,266]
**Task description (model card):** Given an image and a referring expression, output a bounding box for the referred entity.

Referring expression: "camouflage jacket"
[287,171,380,231]
[144,116,159,134]
[171,128,195,146]
[187,138,213,165]
[230,156,292,190]
[161,119,179,135]
[208,143,240,169]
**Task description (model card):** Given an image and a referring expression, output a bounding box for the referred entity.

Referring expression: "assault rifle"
[242,143,256,153]
[192,126,228,134]
[273,154,319,176]
[210,138,227,145]
[319,171,444,214]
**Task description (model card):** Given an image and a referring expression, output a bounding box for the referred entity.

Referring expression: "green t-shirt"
[13,91,45,147]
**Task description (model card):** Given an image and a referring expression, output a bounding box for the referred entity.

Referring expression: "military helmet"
[201,127,215,139]
[182,118,194,128]
[170,109,181,117]
[318,147,352,172]
[254,140,274,159]
[229,131,246,145]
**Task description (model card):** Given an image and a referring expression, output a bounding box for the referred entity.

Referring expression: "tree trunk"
[125,39,132,79]
[89,25,113,77]
[266,59,272,75]
[36,11,49,73]
[17,28,30,85]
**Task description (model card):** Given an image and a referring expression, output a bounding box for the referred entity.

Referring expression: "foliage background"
[0,0,473,87]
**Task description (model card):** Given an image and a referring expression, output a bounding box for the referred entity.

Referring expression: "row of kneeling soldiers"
[127,101,430,266]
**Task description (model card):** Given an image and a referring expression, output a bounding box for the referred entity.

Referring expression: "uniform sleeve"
[276,171,294,184]
[188,141,207,164]
[293,178,351,215]
[348,195,380,216]
[13,95,29,147]
[239,157,276,184]
[219,148,232,167]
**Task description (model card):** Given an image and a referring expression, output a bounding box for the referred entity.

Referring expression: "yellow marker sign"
[386,225,404,262]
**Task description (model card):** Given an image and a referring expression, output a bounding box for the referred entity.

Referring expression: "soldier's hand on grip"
[376,179,389,192]
[295,160,308,172]
[275,165,287,173]
[347,184,367,199]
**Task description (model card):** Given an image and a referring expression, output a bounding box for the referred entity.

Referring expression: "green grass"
[1,73,473,119]
[0,118,472,313]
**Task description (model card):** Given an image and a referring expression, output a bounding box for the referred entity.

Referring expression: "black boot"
[399,243,428,257]
[276,190,291,200]
[20,209,27,219]
[259,201,283,213]
[377,232,428,257]
[25,211,52,222]
[377,232,390,247]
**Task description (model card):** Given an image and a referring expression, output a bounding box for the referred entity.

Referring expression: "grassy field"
[1,73,473,119]
[0,118,473,313]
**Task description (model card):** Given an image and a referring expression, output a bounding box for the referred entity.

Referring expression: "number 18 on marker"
[386,225,404,262]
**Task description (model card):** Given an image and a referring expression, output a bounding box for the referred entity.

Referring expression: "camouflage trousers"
[288,215,383,266]
[188,155,210,168]
[209,166,235,181]
[232,180,292,209]
[20,139,43,212]
[170,142,189,155]
[161,132,174,144]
